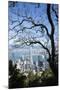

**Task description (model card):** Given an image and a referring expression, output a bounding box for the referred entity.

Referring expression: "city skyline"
[8,1,58,88]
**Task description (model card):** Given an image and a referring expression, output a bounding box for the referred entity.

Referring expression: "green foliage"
[9,60,14,75]
[40,68,58,86]
[9,60,58,88]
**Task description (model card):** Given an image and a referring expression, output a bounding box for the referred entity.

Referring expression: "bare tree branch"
[52,5,58,21]
[25,40,51,56]
[47,4,55,36]
[9,18,50,39]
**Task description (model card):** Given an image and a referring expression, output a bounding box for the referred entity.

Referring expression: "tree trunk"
[47,4,58,80]
[48,36,58,80]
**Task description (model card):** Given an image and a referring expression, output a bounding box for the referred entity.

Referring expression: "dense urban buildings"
[10,47,49,74]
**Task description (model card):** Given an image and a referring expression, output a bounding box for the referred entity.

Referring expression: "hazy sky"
[8,2,58,56]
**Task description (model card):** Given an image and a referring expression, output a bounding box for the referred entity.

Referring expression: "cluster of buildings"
[10,47,49,74]
[13,55,49,75]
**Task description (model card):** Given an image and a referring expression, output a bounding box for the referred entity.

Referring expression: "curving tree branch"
[47,4,55,36]
[52,5,58,21]
[28,40,50,56]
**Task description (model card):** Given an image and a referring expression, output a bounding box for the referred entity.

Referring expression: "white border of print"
[0,0,60,90]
